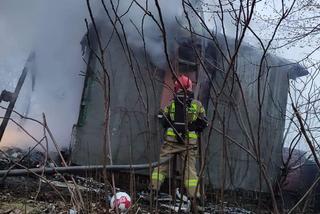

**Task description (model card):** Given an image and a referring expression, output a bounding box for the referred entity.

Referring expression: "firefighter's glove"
[189,117,208,132]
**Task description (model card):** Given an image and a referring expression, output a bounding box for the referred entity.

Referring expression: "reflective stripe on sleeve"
[188,131,198,139]
[152,172,165,182]
[189,103,198,121]
[185,179,199,187]
[166,128,176,137]
[169,102,175,120]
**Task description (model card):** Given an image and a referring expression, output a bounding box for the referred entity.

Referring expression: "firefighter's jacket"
[162,96,207,143]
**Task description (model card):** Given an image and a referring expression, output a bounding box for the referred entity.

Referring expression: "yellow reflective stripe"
[188,131,198,139]
[166,129,198,139]
[171,102,175,111]
[170,102,175,120]
[189,103,197,113]
[189,103,198,121]
[167,101,203,122]
[164,105,169,114]
[166,128,176,137]
[185,179,198,187]
[152,172,165,182]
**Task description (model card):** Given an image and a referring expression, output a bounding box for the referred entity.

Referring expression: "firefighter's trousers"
[151,140,199,198]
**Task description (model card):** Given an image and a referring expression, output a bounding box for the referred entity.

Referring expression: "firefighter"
[151,74,208,200]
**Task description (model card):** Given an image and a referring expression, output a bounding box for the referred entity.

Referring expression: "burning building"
[0,1,314,213]
[71,9,308,195]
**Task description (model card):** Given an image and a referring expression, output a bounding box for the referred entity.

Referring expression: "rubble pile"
[0,147,46,169]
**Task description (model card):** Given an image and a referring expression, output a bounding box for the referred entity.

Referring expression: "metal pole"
[0,68,27,142]
[0,158,170,177]
[0,53,33,142]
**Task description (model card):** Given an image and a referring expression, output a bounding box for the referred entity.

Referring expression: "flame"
[0,126,40,149]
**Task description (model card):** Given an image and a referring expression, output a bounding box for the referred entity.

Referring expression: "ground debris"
[45,174,106,194]
[137,189,255,214]
[0,151,260,214]
[0,174,117,213]
[203,203,254,214]
[0,147,47,169]
[0,175,260,213]
[0,197,58,214]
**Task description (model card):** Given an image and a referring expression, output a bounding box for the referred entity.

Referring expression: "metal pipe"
[0,158,169,177]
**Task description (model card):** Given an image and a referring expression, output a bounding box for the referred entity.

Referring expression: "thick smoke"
[0,0,201,150]
[99,0,198,67]
[0,1,99,149]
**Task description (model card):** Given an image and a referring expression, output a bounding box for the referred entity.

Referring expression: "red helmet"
[174,75,192,92]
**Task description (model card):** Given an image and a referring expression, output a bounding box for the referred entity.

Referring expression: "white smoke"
[99,0,198,67]
[0,0,201,150]
[0,1,99,149]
